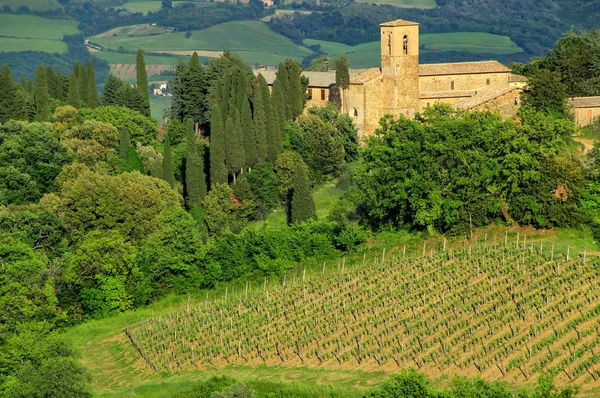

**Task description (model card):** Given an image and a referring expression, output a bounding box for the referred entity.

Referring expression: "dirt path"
[573,137,596,153]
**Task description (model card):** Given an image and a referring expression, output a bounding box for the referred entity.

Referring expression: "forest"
[0,29,600,396]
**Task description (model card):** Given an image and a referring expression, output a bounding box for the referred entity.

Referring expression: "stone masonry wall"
[420,72,509,92]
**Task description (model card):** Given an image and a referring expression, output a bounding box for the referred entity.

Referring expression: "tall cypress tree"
[275,62,291,120]
[335,55,350,113]
[67,72,80,108]
[169,60,187,121]
[45,67,57,99]
[119,127,131,160]
[209,104,228,188]
[0,64,25,123]
[291,163,315,224]
[227,68,239,121]
[182,52,206,129]
[163,135,176,188]
[272,79,286,128]
[220,73,231,124]
[224,114,245,180]
[77,63,88,106]
[136,49,150,116]
[287,60,304,119]
[252,79,268,164]
[87,60,98,108]
[267,94,283,161]
[236,70,248,116]
[241,96,256,169]
[56,70,66,102]
[185,119,207,207]
[34,65,50,122]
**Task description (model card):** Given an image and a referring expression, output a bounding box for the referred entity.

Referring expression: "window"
[307,88,312,99]
[486,78,491,85]
[588,110,593,119]
[387,34,392,55]
[321,89,326,101]
[450,81,455,90]
[515,97,520,106]
[403,35,408,55]
[353,108,358,117]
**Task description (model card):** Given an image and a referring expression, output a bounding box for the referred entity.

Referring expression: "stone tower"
[379,19,420,118]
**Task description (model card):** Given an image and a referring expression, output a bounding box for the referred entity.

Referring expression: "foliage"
[33,65,50,122]
[79,105,157,145]
[274,151,309,203]
[185,119,207,207]
[308,104,359,162]
[136,49,150,117]
[202,183,255,234]
[335,55,350,90]
[209,104,228,188]
[244,163,278,219]
[291,163,315,224]
[0,64,26,123]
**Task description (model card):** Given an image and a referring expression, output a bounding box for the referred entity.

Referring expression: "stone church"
[258,19,524,136]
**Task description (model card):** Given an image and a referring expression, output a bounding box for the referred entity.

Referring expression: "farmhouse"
[257,19,523,136]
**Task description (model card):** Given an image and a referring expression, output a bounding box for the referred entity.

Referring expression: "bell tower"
[380,19,420,118]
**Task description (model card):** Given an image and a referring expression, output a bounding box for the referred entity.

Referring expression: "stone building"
[257,19,523,136]
[569,97,600,127]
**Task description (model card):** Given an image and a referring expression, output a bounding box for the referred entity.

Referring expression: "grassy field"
[92,51,184,66]
[122,1,193,14]
[355,0,436,8]
[0,0,61,11]
[150,95,172,124]
[305,32,523,68]
[0,13,79,53]
[89,21,312,65]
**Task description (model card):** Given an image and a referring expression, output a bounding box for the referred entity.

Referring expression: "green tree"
[102,74,124,106]
[252,78,268,164]
[267,93,283,161]
[67,72,80,108]
[335,55,350,113]
[77,63,88,107]
[45,66,57,99]
[33,65,50,122]
[136,49,150,116]
[119,127,131,160]
[182,52,207,127]
[169,60,187,121]
[286,59,304,119]
[163,135,176,188]
[209,104,228,188]
[87,60,98,108]
[202,183,255,234]
[275,62,291,120]
[224,115,245,180]
[523,68,568,115]
[0,64,25,123]
[272,79,286,127]
[241,96,257,169]
[185,119,207,207]
[79,105,158,145]
[290,161,315,224]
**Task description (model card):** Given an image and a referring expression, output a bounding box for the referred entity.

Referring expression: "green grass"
[150,95,172,124]
[0,0,62,11]
[305,32,523,68]
[92,51,184,66]
[355,0,436,7]
[0,13,79,53]
[123,0,192,14]
[89,21,312,65]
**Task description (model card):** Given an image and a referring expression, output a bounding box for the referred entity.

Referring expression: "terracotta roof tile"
[254,69,368,88]
[509,73,527,82]
[568,97,600,108]
[419,90,475,99]
[350,68,381,84]
[419,61,511,76]
[453,86,519,110]
[379,19,419,27]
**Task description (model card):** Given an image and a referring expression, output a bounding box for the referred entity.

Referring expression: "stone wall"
[572,107,600,127]
[418,97,463,110]
[468,89,521,119]
[304,87,330,109]
[419,72,509,92]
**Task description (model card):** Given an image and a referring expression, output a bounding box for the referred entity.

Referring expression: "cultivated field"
[355,0,436,8]
[305,32,523,68]
[0,13,79,53]
[92,51,184,66]
[0,0,62,12]
[127,237,600,393]
[88,21,312,65]
[121,0,193,14]
[110,63,174,81]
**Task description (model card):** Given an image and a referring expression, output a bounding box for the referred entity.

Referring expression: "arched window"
[352,108,359,117]
[387,34,392,55]
[403,35,408,55]
[515,97,519,106]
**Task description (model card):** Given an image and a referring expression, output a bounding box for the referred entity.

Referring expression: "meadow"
[0,0,61,12]
[305,32,523,68]
[354,0,436,8]
[150,95,172,124]
[0,13,79,53]
[88,21,312,66]
[121,0,192,15]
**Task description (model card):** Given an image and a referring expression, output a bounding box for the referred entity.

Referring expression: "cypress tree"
[209,104,228,188]
[185,119,207,207]
[119,127,131,160]
[87,60,98,108]
[287,60,304,119]
[67,72,80,108]
[252,79,268,164]
[336,55,350,113]
[56,70,66,102]
[227,68,239,121]
[267,94,283,161]
[163,135,176,188]
[34,65,50,122]
[136,49,150,116]
[182,52,206,129]
[291,163,315,224]
[46,67,57,99]
[0,64,25,123]
[169,60,187,121]
[275,62,291,120]
[220,73,231,124]
[241,96,256,169]
[236,70,248,116]
[102,74,124,106]
[77,63,88,106]
[272,79,286,127]
[224,114,245,180]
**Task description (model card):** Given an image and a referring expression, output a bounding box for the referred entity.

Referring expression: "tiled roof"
[568,97,600,108]
[419,61,511,76]
[419,90,475,99]
[453,86,519,110]
[380,19,419,27]
[350,68,381,84]
[254,69,368,88]
[509,73,527,82]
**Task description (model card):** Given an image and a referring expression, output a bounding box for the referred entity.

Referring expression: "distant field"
[93,51,184,66]
[355,0,436,7]
[0,13,79,53]
[150,95,172,123]
[111,63,174,81]
[305,32,523,68]
[121,0,192,14]
[89,21,312,65]
[93,24,172,39]
[0,0,62,11]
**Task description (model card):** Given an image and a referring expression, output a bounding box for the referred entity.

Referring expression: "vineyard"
[126,235,600,392]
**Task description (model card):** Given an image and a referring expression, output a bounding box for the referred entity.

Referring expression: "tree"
[161,0,172,8]
[101,74,124,106]
[209,104,228,187]
[185,119,207,207]
[87,60,98,108]
[182,52,207,128]
[252,78,268,164]
[224,115,245,180]
[46,66,57,99]
[0,64,25,123]
[290,162,315,224]
[523,68,568,115]
[241,96,257,169]
[286,59,304,119]
[202,183,255,234]
[79,105,158,145]
[275,62,291,119]
[136,49,150,116]
[163,135,176,188]
[67,72,80,108]
[335,55,350,112]
[169,60,187,122]
[119,127,131,160]
[33,65,50,122]
[272,79,286,127]
[77,63,88,107]
[267,93,283,161]
[274,150,308,202]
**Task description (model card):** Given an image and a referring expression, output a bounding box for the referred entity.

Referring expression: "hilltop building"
[257,19,523,136]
